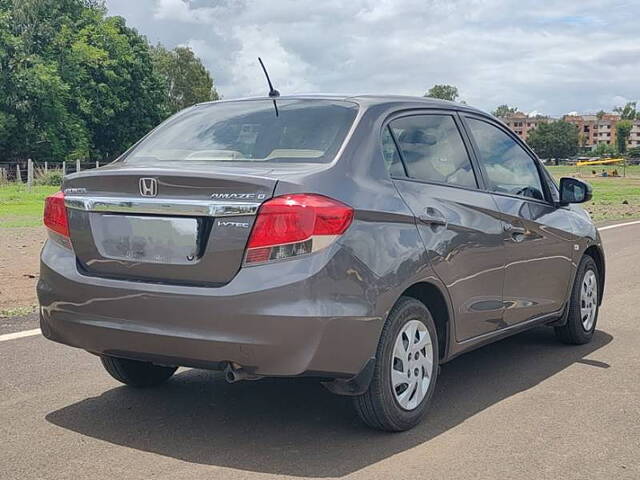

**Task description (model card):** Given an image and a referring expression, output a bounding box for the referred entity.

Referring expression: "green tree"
[627,146,640,158]
[616,120,633,154]
[59,13,169,159]
[492,104,518,117]
[578,133,588,148]
[0,0,217,163]
[0,0,92,161]
[596,110,606,120]
[424,84,459,102]
[151,44,219,114]
[594,142,617,156]
[527,121,579,164]
[614,102,637,120]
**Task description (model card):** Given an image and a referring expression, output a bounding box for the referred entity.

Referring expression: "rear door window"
[388,115,477,188]
[381,127,406,176]
[466,118,546,201]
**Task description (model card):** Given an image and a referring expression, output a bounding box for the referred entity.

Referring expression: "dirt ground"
[0,226,46,314]
[585,202,640,222]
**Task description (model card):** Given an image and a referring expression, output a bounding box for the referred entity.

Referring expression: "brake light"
[44,191,70,238]
[245,194,353,264]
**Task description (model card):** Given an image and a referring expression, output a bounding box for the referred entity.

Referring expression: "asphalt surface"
[2,224,639,480]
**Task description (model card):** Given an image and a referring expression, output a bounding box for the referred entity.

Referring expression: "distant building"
[631,122,640,148]
[564,113,621,148]
[499,111,640,150]
[499,112,551,141]
[563,114,640,150]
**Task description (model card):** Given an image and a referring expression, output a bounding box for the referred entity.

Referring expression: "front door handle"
[503,222,527,241]
[504,224,526,234]
[419,207,448,227]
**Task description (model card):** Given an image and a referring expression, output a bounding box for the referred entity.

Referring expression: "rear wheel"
[555,255,599,345]
[354,296,439,432]
[100,355,177,387]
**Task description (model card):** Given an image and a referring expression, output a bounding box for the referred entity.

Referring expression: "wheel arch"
[400,281,452,361]
[324,279,453,396]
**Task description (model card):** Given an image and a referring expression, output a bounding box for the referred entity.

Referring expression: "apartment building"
[500,111,640,150]
[500,112,550,141]
[630,123,640,148]
[564,114,640,149]
[564,113,621,148]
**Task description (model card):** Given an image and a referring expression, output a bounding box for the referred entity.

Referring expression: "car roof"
[199,93,489,116]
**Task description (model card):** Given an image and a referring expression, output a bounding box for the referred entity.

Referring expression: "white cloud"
[228,27,316,96]
[153,0,216,23]
[106,0,640,115]
[611,95,630,106]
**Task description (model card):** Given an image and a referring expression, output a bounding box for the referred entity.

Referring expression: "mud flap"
[546,301,569,327]
[321,357,376,396]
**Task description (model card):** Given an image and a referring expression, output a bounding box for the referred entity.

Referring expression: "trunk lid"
[63,164,277,286]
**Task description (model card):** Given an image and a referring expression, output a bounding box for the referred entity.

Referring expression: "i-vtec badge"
[217,221,250,228]
[210,192,267,200]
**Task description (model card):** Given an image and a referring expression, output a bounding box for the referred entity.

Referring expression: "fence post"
[44,161,48,173]
[62,161,66,176]
[27,158,33,190]
[16,163,22,182]
[0,167,6,183]
[76,159,81,173]
[95,160,99,169]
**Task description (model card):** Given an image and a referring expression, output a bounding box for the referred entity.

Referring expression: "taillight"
[44,191,70,238]
[245,194,353,265]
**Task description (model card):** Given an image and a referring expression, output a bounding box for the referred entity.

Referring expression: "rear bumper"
[38,240,382,377]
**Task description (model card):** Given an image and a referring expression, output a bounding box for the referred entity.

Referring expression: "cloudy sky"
[105,0,639,117]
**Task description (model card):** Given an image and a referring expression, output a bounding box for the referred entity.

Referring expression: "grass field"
[1,164,639,227]
[547,164,640,222]
[0,184,58,228]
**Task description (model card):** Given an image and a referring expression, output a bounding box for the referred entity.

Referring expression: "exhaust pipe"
[224,363,260,383]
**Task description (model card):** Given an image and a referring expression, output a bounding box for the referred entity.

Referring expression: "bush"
[34,169,63,186]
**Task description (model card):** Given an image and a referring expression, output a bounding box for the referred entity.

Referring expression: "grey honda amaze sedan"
[38,95,605,431]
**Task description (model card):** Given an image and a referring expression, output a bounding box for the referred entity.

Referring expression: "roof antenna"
[258,57,280,117]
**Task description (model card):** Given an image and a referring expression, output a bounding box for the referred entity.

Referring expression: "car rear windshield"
[124,99,359,165]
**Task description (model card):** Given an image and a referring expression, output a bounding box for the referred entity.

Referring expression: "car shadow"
[46,327,612,477]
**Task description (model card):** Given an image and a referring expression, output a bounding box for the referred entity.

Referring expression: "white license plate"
[91,215,199,265]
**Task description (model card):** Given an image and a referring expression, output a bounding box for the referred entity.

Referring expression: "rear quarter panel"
[274,103,456,355]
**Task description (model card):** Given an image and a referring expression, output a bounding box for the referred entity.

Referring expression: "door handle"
[418,207,448,227]
[503,222,527,241]
[503,224,526,234]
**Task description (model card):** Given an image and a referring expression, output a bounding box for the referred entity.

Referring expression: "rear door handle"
[419,207,448,227]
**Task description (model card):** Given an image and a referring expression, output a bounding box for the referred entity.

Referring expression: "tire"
[100,355,177,387]
[555,255,600,345]
[354,296,439,432]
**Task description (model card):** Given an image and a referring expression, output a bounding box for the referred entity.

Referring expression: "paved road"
[2,224,639,480]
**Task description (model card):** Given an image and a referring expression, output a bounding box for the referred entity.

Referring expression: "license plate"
[91,214,199,265]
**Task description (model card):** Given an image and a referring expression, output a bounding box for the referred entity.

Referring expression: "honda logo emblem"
[139,178,158,197]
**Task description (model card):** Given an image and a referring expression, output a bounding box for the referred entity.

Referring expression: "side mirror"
[559,177,592,205]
